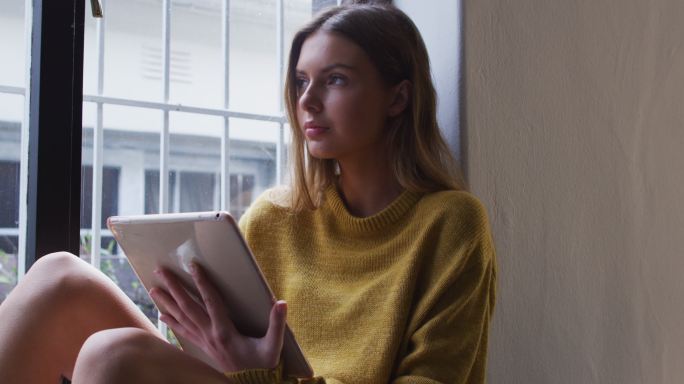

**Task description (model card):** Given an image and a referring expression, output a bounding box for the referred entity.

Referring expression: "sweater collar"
[324,185,423,233]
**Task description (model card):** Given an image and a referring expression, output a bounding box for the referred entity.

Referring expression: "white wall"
[464,1,684,383]
[394,0,462,161]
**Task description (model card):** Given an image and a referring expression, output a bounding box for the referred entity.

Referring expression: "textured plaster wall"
[463,1,684,383]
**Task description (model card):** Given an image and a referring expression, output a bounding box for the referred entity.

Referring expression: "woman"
[0,3,496,383]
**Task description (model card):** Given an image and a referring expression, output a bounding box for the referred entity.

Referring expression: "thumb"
[263,300,287,367]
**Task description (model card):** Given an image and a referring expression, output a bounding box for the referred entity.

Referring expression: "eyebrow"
[295,63,358,76]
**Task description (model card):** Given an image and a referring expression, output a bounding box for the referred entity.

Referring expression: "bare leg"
[72,328,229,384]
[0,252,161,383]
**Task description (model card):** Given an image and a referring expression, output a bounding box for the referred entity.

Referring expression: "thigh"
[0,252,161,383]
[72,328,229,384]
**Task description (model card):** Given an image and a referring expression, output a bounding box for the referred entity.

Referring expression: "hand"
[148,263,287,373]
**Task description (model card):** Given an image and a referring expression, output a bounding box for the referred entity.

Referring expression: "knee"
[29,252,95,295]
[31,251,82,278]
[74,328,160,382]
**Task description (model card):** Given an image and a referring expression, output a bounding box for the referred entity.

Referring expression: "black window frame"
[24,0,85,268]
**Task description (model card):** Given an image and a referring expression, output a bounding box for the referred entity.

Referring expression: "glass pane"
[83,0,99,96]
[100,0,164,102]
[169,111,222,213]
[0,0,26,87]
[108,104,162,323]
[108,104,161,323]
[284,1,314,68]
[165,0,313,113]
[282,122,292,185]
[80,101,95,253]
[80,165,121,229]
[229,117,279,219]
[0,94,22,302]
[80,103,162,322]
[169,0,223,108]
[145,169,177,214]
[76,0,314,320]
[229,0,279,115]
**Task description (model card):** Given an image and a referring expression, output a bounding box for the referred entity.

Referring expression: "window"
[0,161,20,239]
[0,0,26,302]
[145,169,256,219]
[80,165,120,229]
[0,160,20,301]
[145,169,177,214]
[0,0,332,311]
[78,0,315,329]
[231,173,256,218]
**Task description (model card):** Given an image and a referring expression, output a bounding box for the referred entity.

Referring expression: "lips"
[303,121,329,139]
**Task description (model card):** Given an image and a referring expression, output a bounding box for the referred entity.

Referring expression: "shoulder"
[415,189,491,233]
[412,189,496,269]
[238,186,292,234]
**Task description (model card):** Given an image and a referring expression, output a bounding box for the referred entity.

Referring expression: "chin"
[308,152,336,161]
[306,144,337,160]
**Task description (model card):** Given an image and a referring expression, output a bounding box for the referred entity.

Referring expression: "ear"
[387,80,411,118]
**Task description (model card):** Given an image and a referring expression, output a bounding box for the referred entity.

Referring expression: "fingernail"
[277,300,287,315]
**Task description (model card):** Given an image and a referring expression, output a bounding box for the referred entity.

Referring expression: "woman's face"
[295,31,394,162]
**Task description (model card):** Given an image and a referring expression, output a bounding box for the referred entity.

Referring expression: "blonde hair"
[283,4,466,211]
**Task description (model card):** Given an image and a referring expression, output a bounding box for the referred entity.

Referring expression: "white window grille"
[80,0,312,336]
[0,0,319,319]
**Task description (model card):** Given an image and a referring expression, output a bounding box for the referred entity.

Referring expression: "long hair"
[283,4,466,211]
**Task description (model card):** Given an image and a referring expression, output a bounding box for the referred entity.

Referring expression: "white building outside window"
[0,0,315,328]
[0,0,27,303]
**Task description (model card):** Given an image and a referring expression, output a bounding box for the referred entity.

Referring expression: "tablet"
[106,211,313,379]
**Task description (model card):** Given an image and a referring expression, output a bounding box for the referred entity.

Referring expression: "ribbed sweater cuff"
[224,361,283,384]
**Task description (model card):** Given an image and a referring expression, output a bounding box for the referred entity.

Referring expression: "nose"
[298,83,322,114]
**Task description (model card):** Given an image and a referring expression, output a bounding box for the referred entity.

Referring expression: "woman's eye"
[328,75,346,86]
[295,78,309,91]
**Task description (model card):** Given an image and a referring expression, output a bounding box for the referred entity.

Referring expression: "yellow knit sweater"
[231,186,497,384]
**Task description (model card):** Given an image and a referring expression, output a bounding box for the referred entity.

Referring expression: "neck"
[336,154,403,218]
